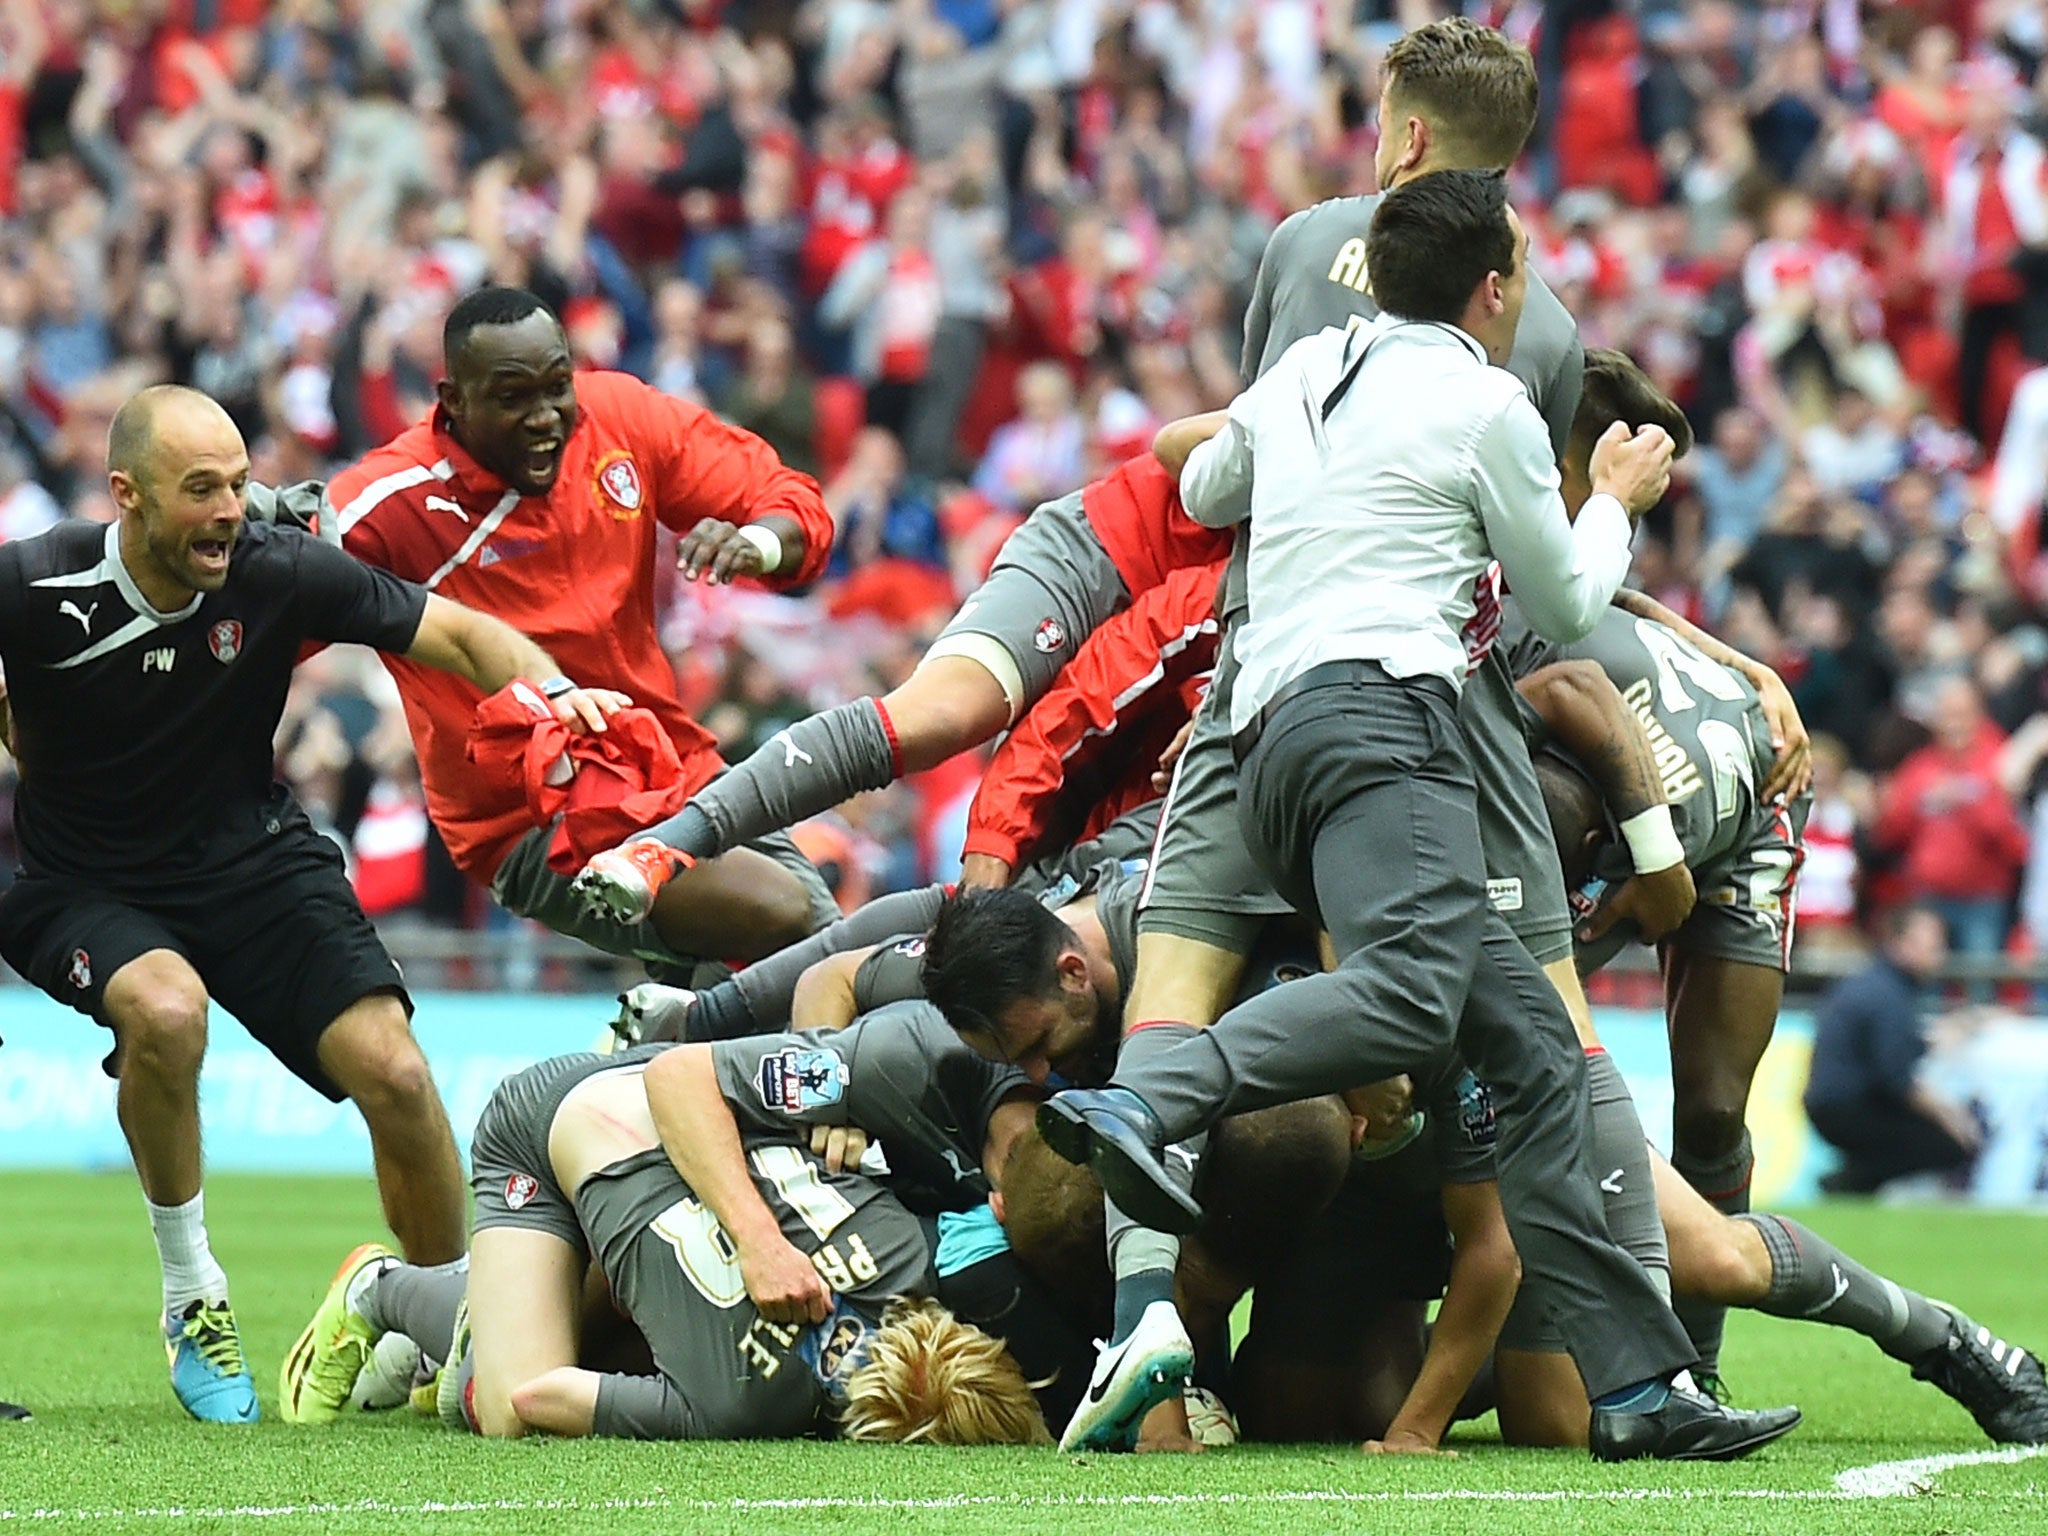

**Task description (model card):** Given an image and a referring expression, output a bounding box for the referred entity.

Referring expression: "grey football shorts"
[1579,791,1811,976]
[1136,636,1293,953]
[1137,638,1578,966]
[469,1056,592,1254]
[926,490,1129,719]
[1464,653,1576,968]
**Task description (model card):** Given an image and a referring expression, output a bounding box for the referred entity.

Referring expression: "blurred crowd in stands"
[3,0,2048,974]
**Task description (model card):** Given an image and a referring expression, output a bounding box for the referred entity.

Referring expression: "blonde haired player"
[841,1298,1053,1446]
[281,1042,1046,1445]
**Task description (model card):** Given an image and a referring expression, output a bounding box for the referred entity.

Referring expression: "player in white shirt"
[1037,169,1800,1462]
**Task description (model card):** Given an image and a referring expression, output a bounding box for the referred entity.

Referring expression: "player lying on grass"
[568,451,1228,922]
[282,1015,1049,1442]
[283,990,1345,1447]
[613,856,1361,1456]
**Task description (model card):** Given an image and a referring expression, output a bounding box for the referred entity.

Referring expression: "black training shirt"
[0,520,428,890]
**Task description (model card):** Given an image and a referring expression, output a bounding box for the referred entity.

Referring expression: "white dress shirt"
[1180,319,1634,731]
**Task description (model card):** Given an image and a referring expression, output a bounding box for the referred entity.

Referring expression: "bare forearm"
[789,950,867,1031]
[643,1049,784,1252]
[1385,1244,1517,1447]
[1520,664,1666,819]
[407,595,562,694]
[1153,410,1229,472]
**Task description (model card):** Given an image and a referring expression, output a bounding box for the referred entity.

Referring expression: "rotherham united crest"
[67,948,91,990]
[504,1173,539,1211]
[1032,618,1066,654]
[208,620,242,664]
[593,451,644,518]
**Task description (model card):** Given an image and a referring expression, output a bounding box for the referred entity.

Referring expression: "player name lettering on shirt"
[1621,677,1705,804]
[738,1315,801,1376]
[142,647,176,674]
[1326,238,1371,294]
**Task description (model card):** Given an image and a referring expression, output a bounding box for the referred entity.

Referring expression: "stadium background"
[0,0,2044,1201]
[4,8,2048,1532]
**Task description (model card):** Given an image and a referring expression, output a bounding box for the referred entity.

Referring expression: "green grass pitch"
[2,1171,2046,1535]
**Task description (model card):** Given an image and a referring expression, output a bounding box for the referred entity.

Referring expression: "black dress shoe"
[1590,1384,1802,1462]
[1036,1089,1204,1235]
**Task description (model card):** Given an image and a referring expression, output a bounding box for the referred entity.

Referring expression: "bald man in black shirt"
[0,385,622,1423]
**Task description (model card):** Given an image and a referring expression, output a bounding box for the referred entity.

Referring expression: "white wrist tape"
[737,523,784,574]
[1619,804,1685,874]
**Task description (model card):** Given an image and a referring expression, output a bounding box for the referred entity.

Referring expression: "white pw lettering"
[142,647,176,674]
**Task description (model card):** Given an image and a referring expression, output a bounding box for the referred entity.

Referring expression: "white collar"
[1377,318,1490,365]
[107,520,205,625]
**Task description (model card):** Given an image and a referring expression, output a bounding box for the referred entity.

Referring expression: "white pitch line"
[6,1481,2047,1524]
[7,1451,2046,1525]
[1833,1443,2048,1498]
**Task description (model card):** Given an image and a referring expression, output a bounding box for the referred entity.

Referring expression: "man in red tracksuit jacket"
[328,286,839,972]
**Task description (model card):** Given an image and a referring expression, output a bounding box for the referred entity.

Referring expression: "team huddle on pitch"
[6,17,2048,1460]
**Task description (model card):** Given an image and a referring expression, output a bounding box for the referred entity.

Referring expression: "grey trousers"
[1111,673,1695,1398]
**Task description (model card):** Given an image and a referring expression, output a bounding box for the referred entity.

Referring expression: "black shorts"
[0,823,409,1101]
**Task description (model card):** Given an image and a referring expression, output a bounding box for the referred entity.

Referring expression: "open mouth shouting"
[189,533,236,579]
[524,435,565,486]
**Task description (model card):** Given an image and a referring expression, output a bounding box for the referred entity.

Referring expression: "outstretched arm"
[1370,1179,1521,1454]
[404,594,628,734]
[641,1046,832,1326]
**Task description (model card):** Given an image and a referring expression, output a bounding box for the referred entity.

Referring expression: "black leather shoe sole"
[1591,1402,1802,1462]
[1035,1098,1205,1235]
[1035,1096,1095,1168]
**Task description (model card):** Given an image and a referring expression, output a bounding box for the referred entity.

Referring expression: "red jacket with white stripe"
[330,370,831,882]
[964,560,1221,869]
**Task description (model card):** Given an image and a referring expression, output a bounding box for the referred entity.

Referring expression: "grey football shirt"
[1499,600,1772,874]
[712,1001,1028,1212]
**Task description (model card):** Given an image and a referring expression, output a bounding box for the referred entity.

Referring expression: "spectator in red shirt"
[1874,676,2030,980]
[329,286,839,974]
[1933,61,2048,443]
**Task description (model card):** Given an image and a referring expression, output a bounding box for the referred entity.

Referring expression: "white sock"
[343,1254,402,1319]
[146,1191,228,1316]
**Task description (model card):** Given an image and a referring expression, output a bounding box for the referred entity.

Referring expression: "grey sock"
[1672,1131,1754,1375]
[1105,1023,1209,1303]
[644,699,900,859]
[360,1265,466,1360]
[1585,1048,1671,1302]
[1738,1213,1952,1363]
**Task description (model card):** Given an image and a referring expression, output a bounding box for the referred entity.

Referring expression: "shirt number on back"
[751,1143,856,1241]
[651,1197,746,1308]
[1634,619,1745,712]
